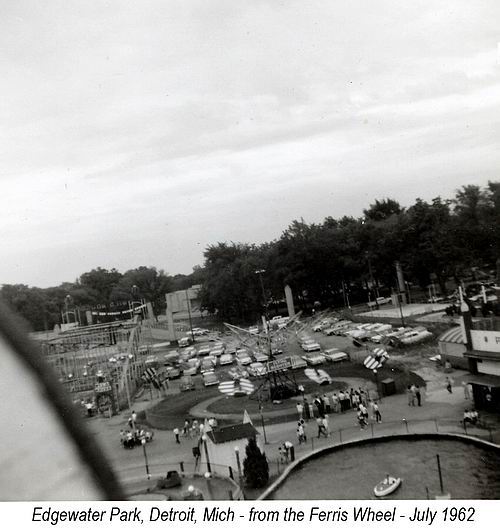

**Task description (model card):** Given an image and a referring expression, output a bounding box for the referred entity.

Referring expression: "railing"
[115,461,244,499]
[267,416,499,470]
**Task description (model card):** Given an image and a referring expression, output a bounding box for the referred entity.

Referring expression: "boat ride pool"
[268,436,500,500]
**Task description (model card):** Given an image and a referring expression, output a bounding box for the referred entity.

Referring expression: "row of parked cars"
[312,317,433,346]
[297,333,349,366]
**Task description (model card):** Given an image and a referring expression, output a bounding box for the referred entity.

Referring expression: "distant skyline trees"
[1,181,499,330]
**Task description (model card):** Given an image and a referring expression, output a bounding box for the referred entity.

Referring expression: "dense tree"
[242,437,269,489]
[2,181,498,330]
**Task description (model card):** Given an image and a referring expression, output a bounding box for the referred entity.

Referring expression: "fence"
[115,460,244,499]
[267,416,499,471]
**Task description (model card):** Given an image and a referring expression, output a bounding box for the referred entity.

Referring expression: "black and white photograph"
[1,1,500,504]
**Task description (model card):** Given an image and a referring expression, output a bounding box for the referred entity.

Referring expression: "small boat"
[374,475,401,497]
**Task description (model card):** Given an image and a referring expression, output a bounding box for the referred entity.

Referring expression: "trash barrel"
[381,378,396,396]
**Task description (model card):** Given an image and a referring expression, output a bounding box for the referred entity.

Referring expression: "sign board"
[95,382,112,393]
[267,356,293,373]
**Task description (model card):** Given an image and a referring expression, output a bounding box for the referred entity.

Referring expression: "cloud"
[1,0,499,286]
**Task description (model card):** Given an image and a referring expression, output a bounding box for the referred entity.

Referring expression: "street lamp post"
[234,446,243,481]
[141,438,151,480]
[258,399,268,444]
[201,434,212,473]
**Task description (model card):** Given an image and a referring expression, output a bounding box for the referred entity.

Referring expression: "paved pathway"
[85,373,499,491]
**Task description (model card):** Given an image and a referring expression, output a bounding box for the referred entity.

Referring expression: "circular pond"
[269,437,500,500]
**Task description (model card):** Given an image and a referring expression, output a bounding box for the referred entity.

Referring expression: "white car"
[248,362,266,377]
[192,327,209,336]
[237,353,252,366]
[367,296,392,308]
[202,371,219,386]
[219,353,234,365]
[228,366,249,380]
[400,329,433,345]
[201,357,216,373]
[301,353,325,366]
[209,347,224,358]
[253,351,269,363]
[180,359,199,376]
[321,348,349,363]
[197,345,211,356]
[324,321,351,335]
[301,340,321,352]
[248,326,260,335]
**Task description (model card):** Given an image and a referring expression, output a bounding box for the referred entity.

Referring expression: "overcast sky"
[1,1,500,288]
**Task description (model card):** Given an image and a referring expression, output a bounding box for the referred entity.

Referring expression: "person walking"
[303,397,311,420]
[173,427,180,444]
[296,402,304,420]
[183,419,191,438]
[446,377,453,393]
[316,416,327,438]
[410,384,417,406]
[322,415,330,437]
[373,402,382,423]
[407,386,413,406]
[415,386,422,406]
[297,421,306,444]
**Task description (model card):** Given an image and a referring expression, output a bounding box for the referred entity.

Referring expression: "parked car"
[236,350,252,366]
[179,375,195,391]
[219,353,234,366]
[178,337,192,348]
[367,296,392,308]
[324,321,351,335]
[163,366,181,379]
[183,346,197,358]
[301,340,321,352]
[181,358,200,376]
[197,344,211,356]
[192,327,209,336]
[290,356,307,369]
[321,348,349,363]
[248,326,260,335]
[301,352,325,366]
[312,318,336,332]
[400,328,433,345]
[201,357,216,373]
[253,351,269,362]
[248,362,266,377]
[209,346,224,357]
[228,366,249,380]
[202,371,219,386]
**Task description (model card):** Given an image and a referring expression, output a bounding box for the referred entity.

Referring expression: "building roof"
[438,326,465,344]
[463,350,500,361]
[206,423,259,444]
[464,373,500,388]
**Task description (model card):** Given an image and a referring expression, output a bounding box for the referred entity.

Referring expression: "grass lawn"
[143,362,425,430]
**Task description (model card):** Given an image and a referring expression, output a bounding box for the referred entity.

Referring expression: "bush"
[243,437,269,488]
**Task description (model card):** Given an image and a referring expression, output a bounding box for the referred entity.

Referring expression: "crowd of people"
[294,390,384,439]
[296,387,373,420]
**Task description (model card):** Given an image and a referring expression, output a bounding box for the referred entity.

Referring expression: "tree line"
[1,182,499,330]
[0,266,203,332]
[198,182,500,322]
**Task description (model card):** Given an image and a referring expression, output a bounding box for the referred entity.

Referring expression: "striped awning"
[438,326,465,344]
[364,348,389,370]
[218,378,255,396]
